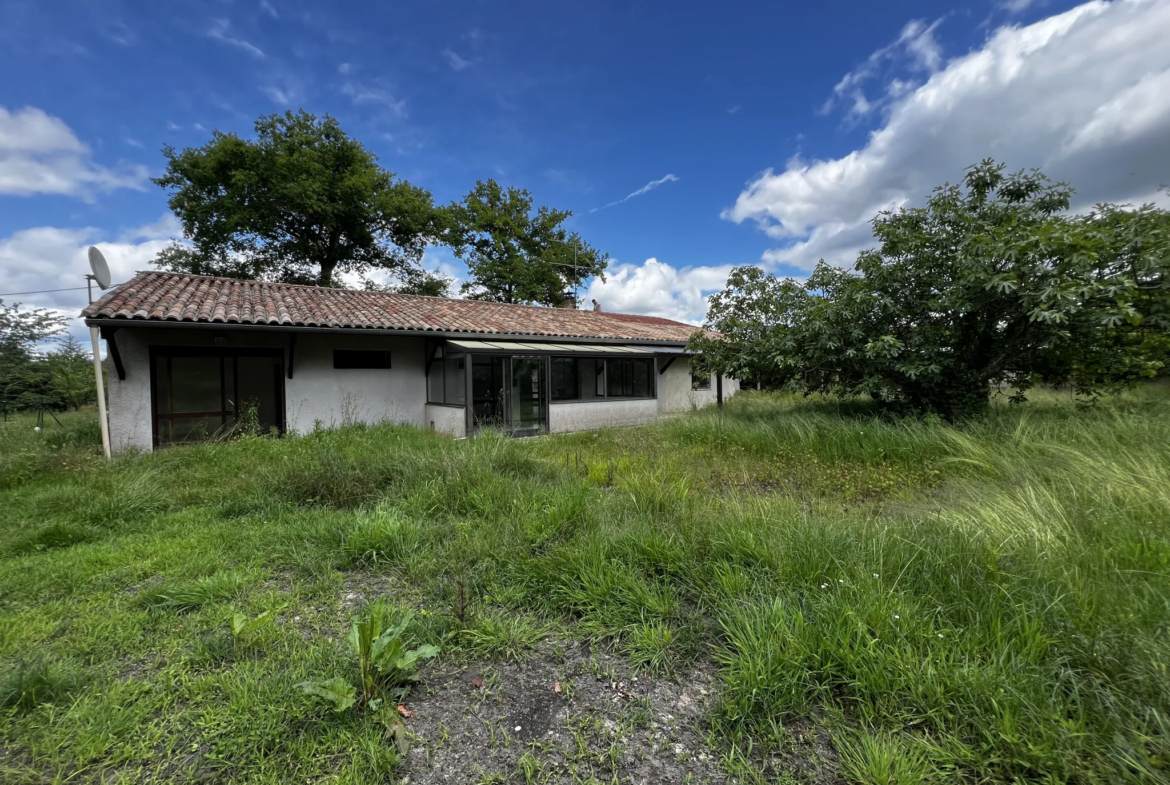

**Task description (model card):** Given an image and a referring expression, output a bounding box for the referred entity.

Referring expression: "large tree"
[692,161,1170,418]
[154,110,450,287]
[451,180,608,305]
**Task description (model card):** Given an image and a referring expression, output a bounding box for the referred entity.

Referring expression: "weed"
[0,655,88,715]
[134,571,248,611]
[460,610,551,661]
[296,600,439,710]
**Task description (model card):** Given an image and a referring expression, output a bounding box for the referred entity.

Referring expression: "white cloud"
[0,106,149,199]
[262,86,296,106]
[341,82,407,117]
[260,0,279,20]
[820,18,943,119]
[0,215,179,339]
[590,174,680,213]
[583,258,735,325]
[338,62,352,74]
[207,18,264,59]
[442,48,471,71]
[1002,0,1044,12]
[726,0,1170,272]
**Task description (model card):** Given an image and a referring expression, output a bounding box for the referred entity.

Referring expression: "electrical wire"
[0,286,89,297]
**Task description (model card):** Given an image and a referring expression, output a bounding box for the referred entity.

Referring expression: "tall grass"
[1,387,1167,782]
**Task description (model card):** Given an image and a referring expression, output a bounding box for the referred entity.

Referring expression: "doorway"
[471,355,547,436]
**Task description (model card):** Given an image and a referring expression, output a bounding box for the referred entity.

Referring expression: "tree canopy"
[0,301,93,415]
[451,180,608,306]
[692,160,1170,417]
[154,110,451,287]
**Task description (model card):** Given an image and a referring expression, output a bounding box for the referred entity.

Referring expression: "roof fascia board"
[82,318,690,348]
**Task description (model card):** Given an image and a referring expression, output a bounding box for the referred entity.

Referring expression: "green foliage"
[228,609,270,645]
[154,110,451,287]
[361,267,453,297]
[3,390,1170,782]
[134,570,248,611]
[294,676,357,713]
[695,161,1170,417]
[0,655,88,715]
[0,299,77,415]
[458,610,551,661]
[451,179,609,305]
[297,601,439,711]
[835,731,934,785]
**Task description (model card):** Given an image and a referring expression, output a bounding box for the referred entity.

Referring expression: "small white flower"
[938,633,944,638]
[515,726,522,732]
[820,583,829,589]
[872,573,879,579]
[893,614,900,620]
[838,579,844,584]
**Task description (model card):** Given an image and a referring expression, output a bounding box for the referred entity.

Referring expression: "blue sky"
[2,0,1169,331]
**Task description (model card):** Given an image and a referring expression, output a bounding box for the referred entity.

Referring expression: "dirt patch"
[400,640,728,784]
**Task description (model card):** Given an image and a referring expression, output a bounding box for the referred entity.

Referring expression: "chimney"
[591,299,602,312]
[561,292,577,309]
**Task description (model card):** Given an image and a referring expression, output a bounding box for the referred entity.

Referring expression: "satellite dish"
[87,246,112,290]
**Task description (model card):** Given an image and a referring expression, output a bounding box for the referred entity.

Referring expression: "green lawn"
[1,389,1168,784]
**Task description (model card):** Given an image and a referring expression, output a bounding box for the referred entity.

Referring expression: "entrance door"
[508,357,545,436]
[471,355,546,436]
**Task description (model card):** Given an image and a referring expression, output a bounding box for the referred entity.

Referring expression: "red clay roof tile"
[81,271,702,344]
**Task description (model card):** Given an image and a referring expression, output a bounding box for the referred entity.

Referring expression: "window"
[551,357,578,400]
[334,350,391,369]
[152,349,284,446]
[691,365,711,390]
[427,353,466,405]
[605,358,654,398]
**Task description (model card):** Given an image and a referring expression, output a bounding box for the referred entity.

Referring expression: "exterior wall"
[425,404,466,438]
[658,357,739,414]
[101,326,738,452]
[549,398,659,433]
[104,326,429,452]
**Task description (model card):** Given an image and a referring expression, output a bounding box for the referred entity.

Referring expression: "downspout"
[89,326,112,459]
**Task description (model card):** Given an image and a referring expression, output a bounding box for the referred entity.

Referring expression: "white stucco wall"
[425,404,466,438]
[103,327,429,452]
[100,327,737,452]
[658,357,738,414]
[549,398,659,432]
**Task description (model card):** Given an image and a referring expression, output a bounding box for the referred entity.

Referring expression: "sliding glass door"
[471,355,547,436]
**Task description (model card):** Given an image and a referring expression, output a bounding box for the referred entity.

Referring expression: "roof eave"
[82,317,693,347]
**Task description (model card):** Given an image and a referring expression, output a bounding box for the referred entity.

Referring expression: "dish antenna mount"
[86,246,111,303]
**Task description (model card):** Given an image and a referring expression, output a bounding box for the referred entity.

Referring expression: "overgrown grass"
[1,387,1168,783]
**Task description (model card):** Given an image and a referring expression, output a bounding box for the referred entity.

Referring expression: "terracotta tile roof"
[82,271,702,344]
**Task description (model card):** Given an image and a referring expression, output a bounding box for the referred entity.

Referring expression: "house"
[81,271,738,451]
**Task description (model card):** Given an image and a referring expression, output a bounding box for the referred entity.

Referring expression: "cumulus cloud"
[590,174,680,213]
[0,216,178,337]
[0,106,149,199]
[583,258,735,325]
[726,0,1170,272]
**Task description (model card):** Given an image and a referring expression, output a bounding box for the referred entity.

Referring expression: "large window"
[606,358,654,398]
[152,349,284,446]
[427,352,466,405]
[548,357,605,401]
[551,357,578,401]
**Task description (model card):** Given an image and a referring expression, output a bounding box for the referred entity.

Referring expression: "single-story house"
[81,271,738,451]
